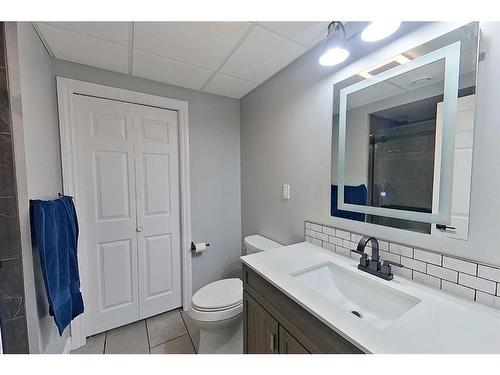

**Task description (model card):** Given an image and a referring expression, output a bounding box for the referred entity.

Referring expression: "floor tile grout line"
[103,331,107,354]
[149,333,193,352]
[179,309,197,353]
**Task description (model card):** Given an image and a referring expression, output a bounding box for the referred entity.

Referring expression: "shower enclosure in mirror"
[331,22,479,240]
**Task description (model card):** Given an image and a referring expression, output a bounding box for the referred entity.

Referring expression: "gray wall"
[15,22,241,353]
[241,22,500,267]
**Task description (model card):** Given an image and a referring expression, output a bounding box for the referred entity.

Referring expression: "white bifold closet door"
[75,95,181,336]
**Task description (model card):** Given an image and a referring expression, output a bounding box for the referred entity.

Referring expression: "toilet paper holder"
[191,242,210,251]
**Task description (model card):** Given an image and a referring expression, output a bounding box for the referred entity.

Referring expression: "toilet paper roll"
[193,242,207,253]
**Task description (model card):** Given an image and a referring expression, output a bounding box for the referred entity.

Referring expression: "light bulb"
[319,47,350,66]
[361,21,401,42]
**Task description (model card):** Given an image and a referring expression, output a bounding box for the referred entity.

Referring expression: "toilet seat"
[190,278,243,322]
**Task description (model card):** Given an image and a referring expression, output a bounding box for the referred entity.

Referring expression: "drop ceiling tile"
[132,49,213,91]
[37,23,129,74]
[40,22,130,45]
[203,73,259,99]
[134,22,251,70]
[258,22,329,47]
[220,25,307,83]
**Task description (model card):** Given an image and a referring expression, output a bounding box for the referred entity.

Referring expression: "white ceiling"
[34,21,332,99]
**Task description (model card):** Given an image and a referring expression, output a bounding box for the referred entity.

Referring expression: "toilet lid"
[192,278,243,311]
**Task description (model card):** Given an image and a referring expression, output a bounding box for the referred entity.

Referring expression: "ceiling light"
[319,21,350,66]
[361,21,401,42]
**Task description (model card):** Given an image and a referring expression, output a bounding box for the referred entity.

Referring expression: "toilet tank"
[244,235,282,255]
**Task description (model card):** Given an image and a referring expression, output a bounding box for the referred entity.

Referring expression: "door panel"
[98,239,134,310]
[144,234,173,297]
[94,151,131,220]
[244,292,279,354]
[75,96,139,335]
[133,105,182,318]
[278,326,309,354]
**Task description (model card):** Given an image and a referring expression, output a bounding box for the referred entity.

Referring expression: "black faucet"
[352,236,402,281]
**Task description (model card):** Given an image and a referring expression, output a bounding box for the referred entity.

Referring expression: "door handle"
[137,225,143,232]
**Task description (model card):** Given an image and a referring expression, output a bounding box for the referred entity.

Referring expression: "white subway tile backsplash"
[389,243,413,258]
[310,223,322,232]
[443,256,477,275]
[305,228,316,238]
[413,271,441,289]
[316,232,329,242]
[350,251,362,262]
[379,250,401,264]
[477,265,500,283]
[414,248,442,266]
[342,239,356,250]
[335,246,351,258]
[476,291,500,310]
[458,273,496,295]
[378,240,389,251]
[304,221,500,310]
[442,280,476,301]
[322,226,336,236]
[328,236,343,246]
[323,242,335,252]
[392,266,412,279]
[335,229,350,239]
[310,237,322,247]
[350,233,363,243]
[427,264,458,282]
[401,256,426,273]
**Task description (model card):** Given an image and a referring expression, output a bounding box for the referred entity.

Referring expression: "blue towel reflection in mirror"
[331,184,367,222]
[29,195,84,336]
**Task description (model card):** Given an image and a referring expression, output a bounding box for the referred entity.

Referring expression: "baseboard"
[63,337,72,354]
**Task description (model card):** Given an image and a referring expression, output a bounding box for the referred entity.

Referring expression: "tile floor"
[71,309,200,354]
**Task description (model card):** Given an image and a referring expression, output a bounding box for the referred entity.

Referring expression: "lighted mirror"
[331,22,479,239]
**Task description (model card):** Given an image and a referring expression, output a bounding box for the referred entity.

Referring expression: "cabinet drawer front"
[243,265,364,354]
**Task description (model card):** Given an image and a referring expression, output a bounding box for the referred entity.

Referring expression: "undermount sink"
[291,262,421,329]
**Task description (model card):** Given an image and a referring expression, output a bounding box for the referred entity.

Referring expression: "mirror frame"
[337,41,461,224]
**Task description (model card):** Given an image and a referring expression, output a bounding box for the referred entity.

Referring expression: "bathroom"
[1,0,500,372]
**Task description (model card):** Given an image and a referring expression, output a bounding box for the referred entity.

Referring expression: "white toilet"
[189,235,282,354]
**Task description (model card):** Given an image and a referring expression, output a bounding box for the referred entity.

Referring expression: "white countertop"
[240,242,500,353]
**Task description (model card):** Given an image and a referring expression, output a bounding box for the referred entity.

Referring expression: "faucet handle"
[380,259,402,277]
[382,260,402,268]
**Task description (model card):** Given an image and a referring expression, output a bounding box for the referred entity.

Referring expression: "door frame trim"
[56,77,192,350]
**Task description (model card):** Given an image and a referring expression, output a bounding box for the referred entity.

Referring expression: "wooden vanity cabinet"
[243,264,364,354]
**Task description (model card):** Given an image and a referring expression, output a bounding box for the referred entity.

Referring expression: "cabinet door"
[279,326,310,354]
[244,292,279,354]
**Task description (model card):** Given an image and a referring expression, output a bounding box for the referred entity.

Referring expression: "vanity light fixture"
[319,21,350,66]
[361,21,401,42]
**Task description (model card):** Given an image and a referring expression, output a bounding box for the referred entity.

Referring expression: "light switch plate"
[282,184,290,200]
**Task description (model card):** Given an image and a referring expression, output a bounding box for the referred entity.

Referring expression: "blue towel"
[331,184,367,222]
[29,196,84,336]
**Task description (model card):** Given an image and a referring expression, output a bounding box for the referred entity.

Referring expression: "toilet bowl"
[189,235,282,354]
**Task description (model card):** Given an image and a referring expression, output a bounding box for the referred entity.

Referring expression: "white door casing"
[57,77,192,350]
